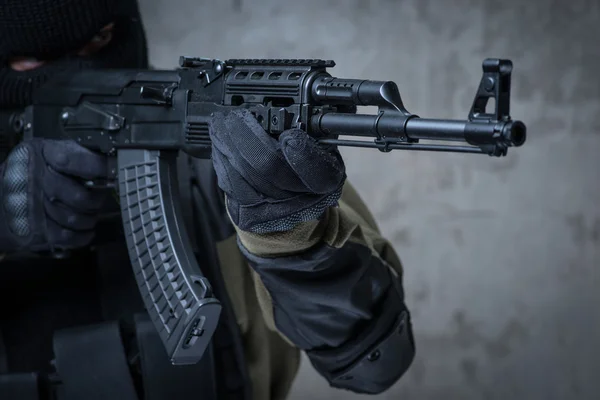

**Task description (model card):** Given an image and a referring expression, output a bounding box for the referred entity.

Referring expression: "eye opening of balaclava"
[0,0,150,110]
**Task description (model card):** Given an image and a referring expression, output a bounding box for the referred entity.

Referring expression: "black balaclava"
[0,0,150,214]
[0,0,149,162]
[0,0,149,110]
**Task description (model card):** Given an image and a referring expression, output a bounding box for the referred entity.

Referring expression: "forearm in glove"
[0,139,109,254]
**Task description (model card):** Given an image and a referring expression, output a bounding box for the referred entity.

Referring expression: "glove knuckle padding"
[2,143,31,237]
[0,139,104,252]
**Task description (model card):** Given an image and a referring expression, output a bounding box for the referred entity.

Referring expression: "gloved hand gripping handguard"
[209,109,346,234]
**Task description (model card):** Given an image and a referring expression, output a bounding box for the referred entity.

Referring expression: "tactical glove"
[209,109,346,234]
[0,139,109,253]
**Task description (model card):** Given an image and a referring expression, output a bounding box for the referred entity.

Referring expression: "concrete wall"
[137,1,600,399]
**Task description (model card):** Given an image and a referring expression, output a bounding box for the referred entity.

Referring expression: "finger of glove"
[43,166,108,212]
[210,137,264,205]
[225,110,310,194]
[46,218,95,249]
[42,139,107,180]
[209,113,264,202]
[212,110,306,197]
[44,200,97,231]
[280,129,346,194]
[210,110,285,197]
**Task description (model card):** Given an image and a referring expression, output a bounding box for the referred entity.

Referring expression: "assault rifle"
[6,57,526,366]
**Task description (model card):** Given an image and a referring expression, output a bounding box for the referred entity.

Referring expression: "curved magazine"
[117,148,221,365]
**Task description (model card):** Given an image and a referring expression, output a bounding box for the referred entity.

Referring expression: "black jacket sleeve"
[235,182,415,394]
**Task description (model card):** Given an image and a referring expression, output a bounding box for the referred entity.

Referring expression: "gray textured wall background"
[137,0,600,399]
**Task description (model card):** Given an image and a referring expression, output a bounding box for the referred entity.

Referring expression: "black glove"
[0,138,109,253]
[209,109,346,233]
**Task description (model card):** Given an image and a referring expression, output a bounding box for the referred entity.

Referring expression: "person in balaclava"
[0,1,416,399]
